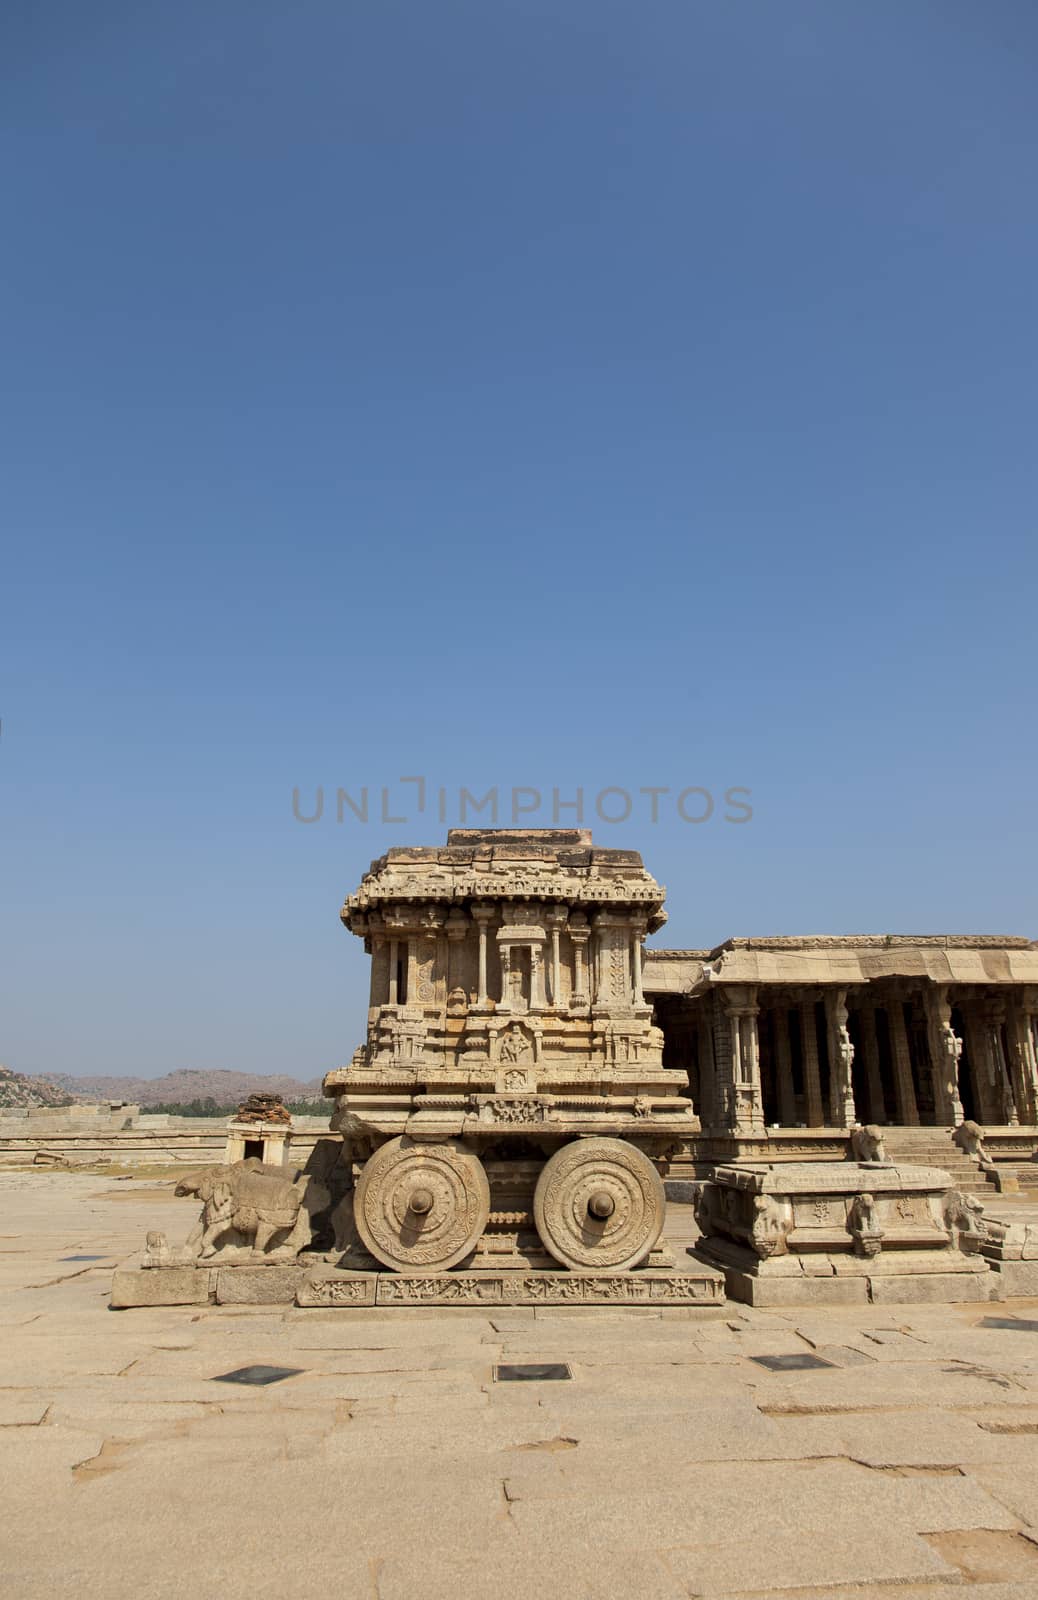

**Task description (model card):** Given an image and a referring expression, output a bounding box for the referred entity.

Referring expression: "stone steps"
[879,1135,994,1195]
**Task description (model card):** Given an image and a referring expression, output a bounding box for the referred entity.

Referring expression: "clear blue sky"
[2,2,1036,1081]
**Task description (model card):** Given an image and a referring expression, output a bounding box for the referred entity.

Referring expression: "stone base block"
[691,1244,992,1307]
[719,1269,868,1308]
[111,1259,311,1308]
[215,1264,309,1304]
[987,1259,1038,1298]
[298,1266,725,1309]
[110,1261,213,1307]
[868,1270,992,1305]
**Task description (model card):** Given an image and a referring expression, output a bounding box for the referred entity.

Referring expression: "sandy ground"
[4,1170,1038,1598]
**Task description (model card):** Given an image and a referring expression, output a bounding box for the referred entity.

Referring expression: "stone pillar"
[962,1003,994,1122]
[472,903,493,1007]
[530,943,545,1011]
[859,1001,886,1124]
[405,936,419,1007]
[388,938,399,1006]
[984,996,1017,1125]
[924,984,964,1127]
[545,908,566,1007]
[592,914,631,1011]
[697,1008,716,1128]
[1011,988,1038,1125]
[886,995,920,1126]
[369,934,387,1008]
[825,988,857,1130]
[999,995,1034,1127]
[774,1007,797,1127]
[569,916,589,1007]
[722,986,765,1134]
[631,925,645,1007]
[799,997,824,1128]
[498,943,512,1012]
[364,914,386,1007]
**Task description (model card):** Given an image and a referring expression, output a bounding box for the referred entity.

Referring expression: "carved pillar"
[569,916,589,1007]
[773,1006,797,1126]
[722,986,764,1134]
[545,907,566,1007]
[799,996,824,1128]
[388,938,399,1006]
[592,914,631,1011]
[498,943,512,1013]
[1011,988,1038,1125]
[369,935,388,1008]
[859,1000,886,1124]
[443,907,468,999]
[472,903,493,1007]
[697,1007,717,1128]
[962,1002,994,1122]
[924,984,964,1127]
[825,988,857,1130]
[984,996,1017,1125]
[1001,995,1035,1126]
[405,935,419,1008]
[886,995,920,1126]
[631,924,645,1007]
[530,943,545,1011]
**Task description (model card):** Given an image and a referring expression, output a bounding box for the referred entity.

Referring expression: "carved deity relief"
[498,1022,533,1066]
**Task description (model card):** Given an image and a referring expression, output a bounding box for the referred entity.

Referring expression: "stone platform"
[692,1159,994,1307]
[110,1255,725,1310]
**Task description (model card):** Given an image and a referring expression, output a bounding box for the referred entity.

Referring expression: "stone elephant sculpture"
[175,1160,329,1259]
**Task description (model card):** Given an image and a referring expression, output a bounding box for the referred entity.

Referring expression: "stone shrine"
[322,828,697,1278]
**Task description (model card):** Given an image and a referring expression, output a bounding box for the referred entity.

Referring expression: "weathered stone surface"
[110,1262,212,1307]
[988,1259,1038,1296]
[214,1264,308,1303]
[18,1170,1038,1600]
[869,1270,992,1305]
[721,1268,868,1307]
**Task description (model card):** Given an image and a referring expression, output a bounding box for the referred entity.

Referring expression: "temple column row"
[709,985,1038,1133]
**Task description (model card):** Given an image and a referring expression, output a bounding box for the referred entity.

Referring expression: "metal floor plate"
[495,1363,572,1382]
[750,1353,835,1371]
[212,1365,304,1386]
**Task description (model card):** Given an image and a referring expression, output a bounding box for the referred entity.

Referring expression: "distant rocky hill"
[9,1067,326,1109]
[0,1065,76,1109]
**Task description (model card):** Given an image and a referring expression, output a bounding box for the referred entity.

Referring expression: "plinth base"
[691,1241,993,1307]
[297,1265,723,1308]
[111,1255,724,1311]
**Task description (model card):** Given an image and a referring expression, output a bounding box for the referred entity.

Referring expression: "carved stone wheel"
[533,1137,665,1273]
[353,1137,490,1274]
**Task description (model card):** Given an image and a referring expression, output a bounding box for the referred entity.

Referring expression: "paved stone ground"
[5,1172,1038,1598]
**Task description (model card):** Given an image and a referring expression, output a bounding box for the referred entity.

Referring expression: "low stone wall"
[0,1117,333,1168]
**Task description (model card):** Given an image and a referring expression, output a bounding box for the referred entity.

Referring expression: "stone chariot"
[323,829,697,1277]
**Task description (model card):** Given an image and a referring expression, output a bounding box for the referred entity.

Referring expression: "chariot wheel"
[353,1136,490,1274]
[533,1137,665,1272]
